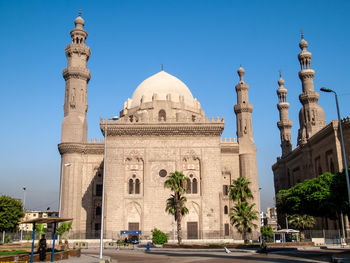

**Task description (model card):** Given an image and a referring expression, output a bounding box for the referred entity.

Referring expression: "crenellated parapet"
[99,116,224,137]
[221,137,237,143]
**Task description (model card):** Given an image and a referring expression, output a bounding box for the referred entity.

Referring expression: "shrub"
[4,235,12,243]
[25,236,31,242]
[151,228,168,245]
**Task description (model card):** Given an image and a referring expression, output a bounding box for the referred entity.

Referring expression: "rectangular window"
[224,223,229,236]
[223,185,229,196]
[96,184,102,196]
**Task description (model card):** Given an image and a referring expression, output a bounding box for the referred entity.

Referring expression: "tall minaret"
[234,66,260,228]
[297,32,325,145]
[61,10,91,143]
[234,66,254,145]
[276,72,293,157]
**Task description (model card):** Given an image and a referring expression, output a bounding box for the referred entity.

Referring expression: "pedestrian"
[38,234,47,261]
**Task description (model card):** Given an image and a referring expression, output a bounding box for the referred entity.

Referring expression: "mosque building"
[58,13,260,240]
[272,33,350,231]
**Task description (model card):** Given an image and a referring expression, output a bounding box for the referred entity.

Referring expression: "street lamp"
[100,116,118,260]
[20,187,26,241]
[320,88,350,204]
[58,163,71,217]
[321,87,349,244]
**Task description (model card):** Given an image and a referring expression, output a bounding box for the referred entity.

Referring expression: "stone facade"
[272,34,350,231]
[58,14,260,241]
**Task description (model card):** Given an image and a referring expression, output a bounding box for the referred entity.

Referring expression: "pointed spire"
[161,64,164,71]
[237,65,245,82]
[278,70,285,87]
[299,30,308,51]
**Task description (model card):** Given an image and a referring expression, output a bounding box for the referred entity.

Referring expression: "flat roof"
[20,217,72,224]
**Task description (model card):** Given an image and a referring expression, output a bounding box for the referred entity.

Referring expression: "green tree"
[0,195,24,233]
[230,201,258,243]
[35,223,46,239]
[288,214,315,241]
[229,177,253,204]
[151,228,168,245]
[276,170,350,226]
[260,225,274,241]
[164,171,190,244]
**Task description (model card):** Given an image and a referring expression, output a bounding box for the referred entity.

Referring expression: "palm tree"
[164,171,190,244]
[229,177,253,204]
[57,221,72,245]
[165,194,189,221]
[288,214,315,241]
[230,201,258,243]
[35,223,46,239]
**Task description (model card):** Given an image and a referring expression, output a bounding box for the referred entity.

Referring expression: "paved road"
[43,247,350,263]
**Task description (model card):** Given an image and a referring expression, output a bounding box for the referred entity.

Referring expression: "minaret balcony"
[299,92,319,104]
[277,102,290,110]
[234,104,253,114]
[62,67,91,81]
[277,120,292,129]
[65,44,91,58]
[298,69,315,80]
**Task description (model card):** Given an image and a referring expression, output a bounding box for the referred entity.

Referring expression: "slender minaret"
[234,66,260,229]
[297,32,325,145]
[277,72,293,157]
[61,10,91,143]
[234,66,254,145]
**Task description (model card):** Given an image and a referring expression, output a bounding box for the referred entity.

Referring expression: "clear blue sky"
[0,0,349,212]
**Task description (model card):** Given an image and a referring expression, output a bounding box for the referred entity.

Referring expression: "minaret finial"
[300,29,304,39]
[161,64,163,71]
[79,8,82,17]
[279,69,282,78]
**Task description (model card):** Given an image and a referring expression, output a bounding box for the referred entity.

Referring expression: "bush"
[25,235,31,242]
[4,235,12,243]
[151,228,168,245]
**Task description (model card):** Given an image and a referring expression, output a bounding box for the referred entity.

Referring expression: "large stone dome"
[130,71,195,109]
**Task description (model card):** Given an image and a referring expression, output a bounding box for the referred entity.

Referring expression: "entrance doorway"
[187,222,198,239]
[128,222,140,241]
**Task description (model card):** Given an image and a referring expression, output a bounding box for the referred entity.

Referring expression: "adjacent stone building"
[272,34,350,230]
[58,14,260,240]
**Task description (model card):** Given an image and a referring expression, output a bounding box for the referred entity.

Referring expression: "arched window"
[96,206,101,216]
[192,178,198,194]
[224,205,228,215]
[158,110,166,121]
[186,179,192,194]
[129,179,134,194]
[135,179,140,194]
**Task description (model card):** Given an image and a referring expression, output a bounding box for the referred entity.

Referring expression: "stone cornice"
[100,122,224,137]
[58,142,104,155]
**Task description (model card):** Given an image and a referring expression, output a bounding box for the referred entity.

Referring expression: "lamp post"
[20,187,26,241]
[321,87,350,244]
[58,163,71,217]
[100,116,118,260]
[320,88,350,204]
